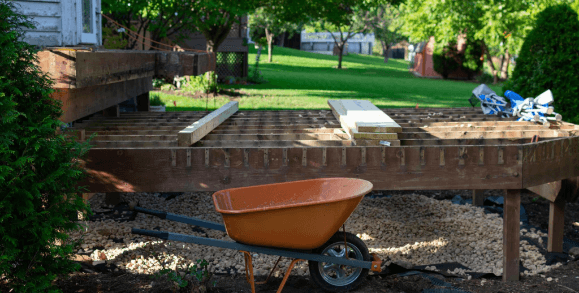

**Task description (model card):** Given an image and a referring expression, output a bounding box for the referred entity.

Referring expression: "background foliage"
[503,4,579,124]
[0,1,92,291]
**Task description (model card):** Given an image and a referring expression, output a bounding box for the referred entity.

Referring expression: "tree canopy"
[399,0,571,83]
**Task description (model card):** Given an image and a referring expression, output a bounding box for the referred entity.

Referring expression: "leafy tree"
[187,0,260,53]
[102,0,199,49]
[249,6,301,62]
[503,4,579,123]
[305,1,372,69]
[0,1,92,291]
[432,41,461,79]
[361,3,406,63]
[400,0,567,84]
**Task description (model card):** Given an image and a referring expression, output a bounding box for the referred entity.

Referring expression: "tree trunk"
[381,40,389,63]
[338,45,344,69]
[279,31,286,47]
[500,49,510,80]
[265,28,274,63]
[482,41,499,84]
[203,15,235,53]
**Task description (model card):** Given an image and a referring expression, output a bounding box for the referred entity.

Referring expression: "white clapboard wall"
[12,0,102,47]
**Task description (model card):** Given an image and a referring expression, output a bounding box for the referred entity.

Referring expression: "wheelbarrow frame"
[131,206,381,292]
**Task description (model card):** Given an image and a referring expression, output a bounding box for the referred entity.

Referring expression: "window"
[80,0,97,44]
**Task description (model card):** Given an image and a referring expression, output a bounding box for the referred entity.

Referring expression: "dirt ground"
[54,189,579,293]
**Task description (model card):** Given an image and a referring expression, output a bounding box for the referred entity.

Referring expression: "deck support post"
[503,189,520,281]
[472,190,485,206]
[548,196,565,253]
[137,92,150,112]
[103,104,120,117]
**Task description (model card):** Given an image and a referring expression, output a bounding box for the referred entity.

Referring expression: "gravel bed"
[69,192,562,279]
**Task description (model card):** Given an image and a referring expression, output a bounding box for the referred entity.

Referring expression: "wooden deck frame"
[69,107,579,282]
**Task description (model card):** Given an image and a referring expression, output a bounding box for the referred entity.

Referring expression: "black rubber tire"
[308,232,371,292]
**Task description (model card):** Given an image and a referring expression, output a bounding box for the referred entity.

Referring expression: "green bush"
[503,4,579,123]
[433,39,483,80]
[432,41,460,79]
[181,72,220,94]
[150,93,165,106]
[0,1,92,291]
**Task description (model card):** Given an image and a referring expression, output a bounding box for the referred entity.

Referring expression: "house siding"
[13,0,101,47]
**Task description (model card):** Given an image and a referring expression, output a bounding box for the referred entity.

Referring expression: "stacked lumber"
[328,99,402,146]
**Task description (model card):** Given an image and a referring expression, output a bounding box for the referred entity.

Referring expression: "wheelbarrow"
[131,178,381,292]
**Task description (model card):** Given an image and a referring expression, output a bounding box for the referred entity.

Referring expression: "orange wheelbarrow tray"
[131,178,381,292]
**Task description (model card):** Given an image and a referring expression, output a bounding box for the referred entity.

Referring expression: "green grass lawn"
[153,46,503,111]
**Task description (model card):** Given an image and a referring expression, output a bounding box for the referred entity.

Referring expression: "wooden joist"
[177,101,239,147]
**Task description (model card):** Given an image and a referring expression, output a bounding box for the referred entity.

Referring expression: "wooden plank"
[353,140,401,147]
[91,135,178,141]
[80,145,523,192]
[403,125,575,132]
[473,190,485,206]
[329,100,402,133]
[51,77,152,123]
[194,140,354,148]
[37,50,156,89]
[175,101,236,146]
[203,133,342,141]
[328,100,355,140]
[548,196,565,253]
[91,140,177,148]
[76,120,335,128]
[399,130,563,140]
[400,138,532,146]
[503,189,520,281]
[84,128,339,136]
[352,132,398,140]
[399,121,529,128]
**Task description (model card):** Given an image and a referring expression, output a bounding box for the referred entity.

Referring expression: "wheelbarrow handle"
[131,206,226,232]
[131,228,379,271]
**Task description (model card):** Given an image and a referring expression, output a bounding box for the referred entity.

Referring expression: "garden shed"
[13,0,102,47]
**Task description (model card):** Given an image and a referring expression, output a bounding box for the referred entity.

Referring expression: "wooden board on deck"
[177,101,239,146]
[328,100,401,140]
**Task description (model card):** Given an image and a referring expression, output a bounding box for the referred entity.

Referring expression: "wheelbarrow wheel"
[308,232,370,292]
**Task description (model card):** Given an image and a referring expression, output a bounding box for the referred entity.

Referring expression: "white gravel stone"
[69,192,560,277]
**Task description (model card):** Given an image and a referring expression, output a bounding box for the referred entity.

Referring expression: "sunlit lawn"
[153,46,502,111]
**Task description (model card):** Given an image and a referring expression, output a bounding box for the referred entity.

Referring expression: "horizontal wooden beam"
[178,101,239,147]
[52,77,152,123]
[203,133,343,141]
[38,50,156,89]
[403,125,575,132]
[84,128,340,136]
[522,136,579,187]
[80,146,523,192]
[398,121,537,128]
[91,135,178,141]
[400,138,536,146]
[399,130,564,140]
[91,141,177,147]
[155,51,216,80]
[83,116,338,126]
[194,140,353,148]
